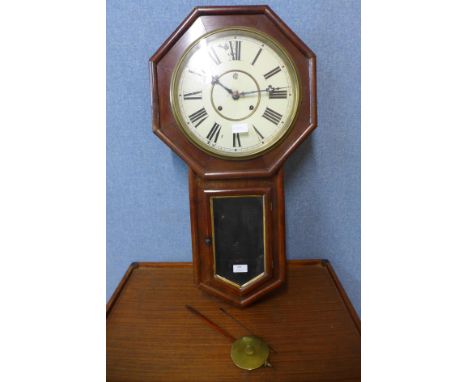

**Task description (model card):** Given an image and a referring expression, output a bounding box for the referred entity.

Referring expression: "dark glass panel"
[212,196,265,286]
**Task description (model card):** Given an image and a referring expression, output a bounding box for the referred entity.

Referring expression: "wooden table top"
[107,260,360,381]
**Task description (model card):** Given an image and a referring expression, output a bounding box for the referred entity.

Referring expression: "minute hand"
[240,86,289,97]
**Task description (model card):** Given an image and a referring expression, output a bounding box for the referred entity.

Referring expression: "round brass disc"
[230,336,270,370]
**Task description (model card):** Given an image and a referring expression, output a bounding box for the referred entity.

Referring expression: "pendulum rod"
[219,307,277,353]
[185,305,236,342]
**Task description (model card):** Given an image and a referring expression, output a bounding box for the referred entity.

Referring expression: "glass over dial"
[170,27,300,159]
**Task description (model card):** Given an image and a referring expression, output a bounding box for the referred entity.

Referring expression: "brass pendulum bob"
[230,335,271,370]
[185,305,272,370]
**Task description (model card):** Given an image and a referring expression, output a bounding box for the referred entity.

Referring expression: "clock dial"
[170,28,300,159]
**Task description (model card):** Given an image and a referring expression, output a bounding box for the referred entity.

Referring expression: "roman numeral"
[264,66,281,79]
[251,48,262,65]
[206,122,221,143]
[269,89,287,99]
[183,90,202,100]
[188,107,208,127]
[229,41,241,60]
[253,125,264,140]
[233,133,241,147]
[208,47,221,65]
[188,69,205,77]
[262,107,282,125]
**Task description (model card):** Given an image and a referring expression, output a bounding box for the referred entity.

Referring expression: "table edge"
[106,260,361,333]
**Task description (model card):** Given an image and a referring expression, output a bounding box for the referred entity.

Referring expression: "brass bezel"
[209,195,267,289]
[170,26,301,160]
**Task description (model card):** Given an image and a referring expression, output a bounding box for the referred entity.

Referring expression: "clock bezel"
[150,4,317,180]
[169,26,302,160]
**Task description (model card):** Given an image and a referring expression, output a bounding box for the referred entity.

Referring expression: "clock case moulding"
[149,5,317,307]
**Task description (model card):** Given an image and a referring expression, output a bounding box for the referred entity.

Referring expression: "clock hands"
[211,75,240,100]
[211,75,288,101]
[239,85,289,97]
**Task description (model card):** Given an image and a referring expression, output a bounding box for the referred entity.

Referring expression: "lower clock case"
[189,169,286,307]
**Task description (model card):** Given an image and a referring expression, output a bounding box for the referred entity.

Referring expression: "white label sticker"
[233,264,248,273]
[232,123,249,133]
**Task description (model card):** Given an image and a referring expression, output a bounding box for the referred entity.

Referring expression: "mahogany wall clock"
[149,5,317,307]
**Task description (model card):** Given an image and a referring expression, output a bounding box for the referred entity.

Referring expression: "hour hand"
[211,75,234,95]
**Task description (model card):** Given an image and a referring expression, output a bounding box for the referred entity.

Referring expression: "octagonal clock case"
[149,5,317,307]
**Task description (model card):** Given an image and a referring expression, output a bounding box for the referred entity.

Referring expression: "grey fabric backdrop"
[107,0,361,313]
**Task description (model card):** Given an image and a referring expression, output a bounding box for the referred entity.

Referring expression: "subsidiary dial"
[211,71,261,121]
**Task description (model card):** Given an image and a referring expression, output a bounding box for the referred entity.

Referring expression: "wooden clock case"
[149,5,317,307]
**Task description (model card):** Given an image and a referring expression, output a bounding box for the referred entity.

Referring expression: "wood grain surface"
[107,260,360,381]
[149,5,317,180]
[188,169,286,307]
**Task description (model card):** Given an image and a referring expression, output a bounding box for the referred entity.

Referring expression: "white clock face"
[170,27,300,159]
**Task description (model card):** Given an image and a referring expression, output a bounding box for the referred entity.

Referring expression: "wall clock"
[150,5,317,307]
